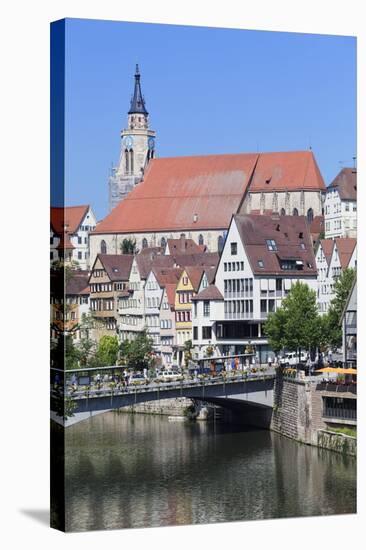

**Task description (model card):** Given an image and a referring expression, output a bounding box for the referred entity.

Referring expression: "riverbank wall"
[118,397,193,416]
[270,372,356,456]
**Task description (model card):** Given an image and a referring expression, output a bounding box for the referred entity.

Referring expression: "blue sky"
[63,18,356,219]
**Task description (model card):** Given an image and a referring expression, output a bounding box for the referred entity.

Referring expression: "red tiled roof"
[249,151,325,192]
[136,254,175,279]
[192,285,224,301]
[319,239,334,265]
[174,252,220,269]
[185,266,205,292]
[167,237,205,255]
[234,214,317,276]
[95,254,134,281]
[139,246,163,257]
[204,266,217,285]
[328,168,357,200]
[153,267,183,287]
[93,153,259,234]
[93,151,325,236]
[66,271,90,295]
[51,205,89,234]
[334,238,357,269]
[165,284,177,308]
[79,285,90,296]
[56,233,75,250]
[309,215,324,235]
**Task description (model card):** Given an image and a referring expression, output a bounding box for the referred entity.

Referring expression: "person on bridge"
[268,355,273,368]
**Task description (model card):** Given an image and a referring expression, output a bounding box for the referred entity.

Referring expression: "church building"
[93,67,326,267]
[108,65,156,211]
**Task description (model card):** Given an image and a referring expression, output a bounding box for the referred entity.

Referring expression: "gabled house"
[51,205,97,269]
[315,239,334,313]
[324,168,357,238]
[192,214,318,364]
[50,270,90,341]
[174,266,206,364]
[89,254,133,340]
[341,277,357,366]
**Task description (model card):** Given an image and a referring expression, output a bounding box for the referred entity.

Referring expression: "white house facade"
[324,168,357,238]
[192,214,318,364]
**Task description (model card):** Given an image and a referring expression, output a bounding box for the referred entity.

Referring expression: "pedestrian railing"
[52,371,275,401]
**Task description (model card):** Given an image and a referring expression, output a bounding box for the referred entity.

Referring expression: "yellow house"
[174,267,204,364]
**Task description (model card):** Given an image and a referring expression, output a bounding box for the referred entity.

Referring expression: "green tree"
[323,268,355,348]
[183,339,193,368]
[264,282,321,359]
[120,237,137,255]
[64,335,81,370]
[76,313,97,367]
[119,330,154,370]
[264,307,287,354]
[96,335,119,366]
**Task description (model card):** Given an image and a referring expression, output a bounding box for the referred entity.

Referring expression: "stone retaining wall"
[118,397,194,416]
[271,373,357,455]
[317,429,356,456]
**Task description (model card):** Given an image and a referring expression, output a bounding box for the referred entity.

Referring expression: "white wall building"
[50,205,96,269]
[315,238,357,314]
[324,168,357,238]
[192,214,318,364]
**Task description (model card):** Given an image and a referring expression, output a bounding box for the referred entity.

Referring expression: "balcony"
[323,407,357,422]
[225,311,254,320]
[224,291,253,299]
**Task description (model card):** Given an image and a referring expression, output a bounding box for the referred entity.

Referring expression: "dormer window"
[231,242,237,255]
[266,239,277,251]
[300,243,306,250]
[258,260,264,268]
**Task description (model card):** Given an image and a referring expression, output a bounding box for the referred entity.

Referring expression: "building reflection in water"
[63,412,356,532]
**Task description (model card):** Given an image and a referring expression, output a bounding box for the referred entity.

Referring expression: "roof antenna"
[353,156,357,169]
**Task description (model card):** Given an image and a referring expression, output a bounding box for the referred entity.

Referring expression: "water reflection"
[64,412,356,531]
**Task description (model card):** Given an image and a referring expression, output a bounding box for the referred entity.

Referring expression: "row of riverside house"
[51,167,356,367]
[88,238,219,366]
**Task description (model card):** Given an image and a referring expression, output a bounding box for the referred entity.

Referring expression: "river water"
[64,412,356,532]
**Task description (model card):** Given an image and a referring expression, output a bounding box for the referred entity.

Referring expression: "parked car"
[157,370,184,382]
[129,373,148,385]
[279,351,307,366]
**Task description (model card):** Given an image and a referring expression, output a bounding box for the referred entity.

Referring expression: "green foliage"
[64,335,81,370]
[96,335,120,366]
[120,237,137,255]
[322,268,356,348]
[183,339,193,368]
[264,282,321,354]
[119,330,154,370]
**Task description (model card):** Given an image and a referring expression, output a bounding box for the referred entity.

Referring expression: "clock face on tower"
[148,137,155,150]
[123,136,134,149]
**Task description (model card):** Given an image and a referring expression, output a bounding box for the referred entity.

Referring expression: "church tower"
[109,65,156,211]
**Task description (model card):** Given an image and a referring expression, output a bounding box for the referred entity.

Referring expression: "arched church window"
[280,208,286,216]
[101,240,107,254]
[293,208,299,216]
[129,149,134,174]
[218,235,224,253]
[198,234,204,245]
[307,208,314,223]
[142,238,148,249]
[161,237,166,249]
[180,233,186,239]
[125,149,129,173]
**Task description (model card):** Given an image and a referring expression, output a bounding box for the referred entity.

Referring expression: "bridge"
[51,369,275,427]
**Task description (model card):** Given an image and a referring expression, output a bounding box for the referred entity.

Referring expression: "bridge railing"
[51,371,275,401]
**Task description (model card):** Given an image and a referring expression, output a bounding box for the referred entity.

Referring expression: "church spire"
[128,64,148,115]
